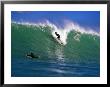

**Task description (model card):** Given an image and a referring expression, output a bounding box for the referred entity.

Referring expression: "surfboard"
[53,35,64,46]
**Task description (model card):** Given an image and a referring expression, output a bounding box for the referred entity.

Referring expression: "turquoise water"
[11,23,100,77]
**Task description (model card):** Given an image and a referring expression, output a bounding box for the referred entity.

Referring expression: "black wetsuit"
[55,32,60,39]
[27,52,39,58]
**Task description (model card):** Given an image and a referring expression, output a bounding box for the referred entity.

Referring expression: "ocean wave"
[12,20,99,36]
[12,20,99,46]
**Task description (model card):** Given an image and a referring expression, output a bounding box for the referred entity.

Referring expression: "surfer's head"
[55,32,57,34]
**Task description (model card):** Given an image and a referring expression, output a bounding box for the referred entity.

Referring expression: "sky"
[11,11,100,32]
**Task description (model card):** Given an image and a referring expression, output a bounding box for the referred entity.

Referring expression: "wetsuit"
[55,32,60,39]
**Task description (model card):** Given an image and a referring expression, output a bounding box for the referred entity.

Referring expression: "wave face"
[11,22,100,77]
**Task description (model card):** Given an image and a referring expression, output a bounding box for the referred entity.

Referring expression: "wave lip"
[12,20,99,36]
[12,20,99,45]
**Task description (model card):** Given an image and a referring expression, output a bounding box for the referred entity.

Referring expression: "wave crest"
[12,20,99,45]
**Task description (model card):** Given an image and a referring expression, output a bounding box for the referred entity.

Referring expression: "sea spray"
[12,20,99,46]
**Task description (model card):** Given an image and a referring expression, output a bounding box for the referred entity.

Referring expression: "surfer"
[26,52,40,58]
[54,32,64,45]
[55,32,60,40]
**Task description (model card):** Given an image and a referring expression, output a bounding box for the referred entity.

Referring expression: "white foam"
[63,20,100,36]
[12,20,99,35]
[12,20,100,45]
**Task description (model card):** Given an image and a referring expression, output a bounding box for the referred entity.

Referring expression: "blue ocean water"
[11,22,100,77]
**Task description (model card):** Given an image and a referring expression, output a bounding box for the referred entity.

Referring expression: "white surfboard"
[53,35,64,46]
